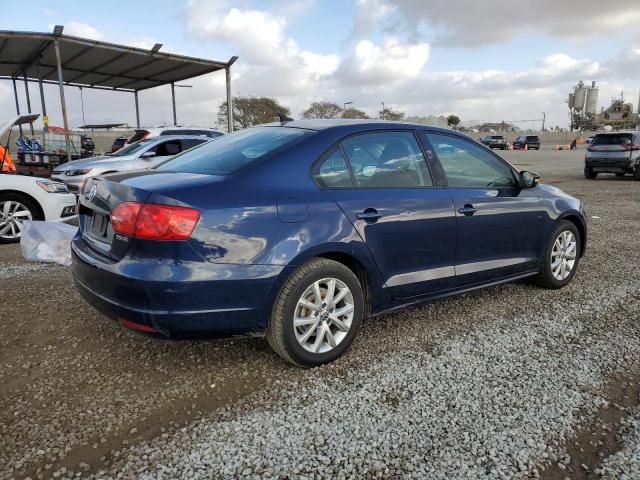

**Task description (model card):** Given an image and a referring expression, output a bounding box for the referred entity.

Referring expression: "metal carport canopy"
[0,28,237,160]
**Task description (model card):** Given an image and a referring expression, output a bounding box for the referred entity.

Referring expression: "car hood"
[54,155,135,171]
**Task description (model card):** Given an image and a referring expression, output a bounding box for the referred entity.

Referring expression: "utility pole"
[541,112,546,132]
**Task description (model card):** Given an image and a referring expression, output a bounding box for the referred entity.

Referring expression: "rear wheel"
[533,220,581,289]
[616,172,625,177]
[266,258,364,367]
[0,193,42,244]
[584,166,597,179]
[634,167,640,181]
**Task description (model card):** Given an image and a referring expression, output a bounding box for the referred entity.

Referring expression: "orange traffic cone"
[524,143,528,151]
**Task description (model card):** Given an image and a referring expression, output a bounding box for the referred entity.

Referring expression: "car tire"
[634,167,640,181]
[584,166,597,179]
[266,258,364,367]
[615,172,625,177]
[0,192,42,244]
[533,220,581,290]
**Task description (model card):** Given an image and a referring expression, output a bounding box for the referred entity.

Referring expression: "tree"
[341,107,369,119]
[302,102,343,119]
[446,114,461,130]
[218,96,291,131]
[379,108,405,121]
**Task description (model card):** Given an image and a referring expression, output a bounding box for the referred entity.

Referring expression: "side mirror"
[140,151,156,159]
[520,170,540,188]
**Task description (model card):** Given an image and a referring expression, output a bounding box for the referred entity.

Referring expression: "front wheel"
[584,166,597,179]
[634,167,640,181]
[267,258,364,367]
[533,221,581,289]
[0,193,41,244]
[616,172,625,177]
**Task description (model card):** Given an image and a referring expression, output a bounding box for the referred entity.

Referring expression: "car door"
[422,132,543,286]
[136,139,182,168]
[317,130,457,298]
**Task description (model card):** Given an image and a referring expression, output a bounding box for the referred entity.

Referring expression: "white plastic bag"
[20,221,78,267]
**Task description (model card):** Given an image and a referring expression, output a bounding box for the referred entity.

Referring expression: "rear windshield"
[156,127,313,175]
[111,139,153,157]
[128,130,150,143]
[526,136,539,141]
[491,135,505,139]
[592,133,633,146]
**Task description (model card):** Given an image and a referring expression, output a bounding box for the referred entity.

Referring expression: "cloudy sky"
[3,0,640,130]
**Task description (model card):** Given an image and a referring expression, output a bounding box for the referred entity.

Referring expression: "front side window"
[341,131,432,188]
[427,133,517,188]
[313,147,353,188]
[156,127,313,175]
[152,140,182,156]
[111,139,154,157]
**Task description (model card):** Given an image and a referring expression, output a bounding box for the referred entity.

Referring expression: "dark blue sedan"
[72,120,586,366]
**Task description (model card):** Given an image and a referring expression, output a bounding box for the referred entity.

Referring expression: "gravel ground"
[1,147,639,479]
[600,406,640,479]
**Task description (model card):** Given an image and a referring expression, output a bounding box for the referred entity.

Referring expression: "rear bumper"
[71,240,284,338]
[585,158,633,173]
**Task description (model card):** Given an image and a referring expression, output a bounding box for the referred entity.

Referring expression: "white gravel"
[89,281,640,480]
[599,407,640,479]
[0,261,58,279]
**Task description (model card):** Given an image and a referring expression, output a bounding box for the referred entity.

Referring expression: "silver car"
[51,136,209,192]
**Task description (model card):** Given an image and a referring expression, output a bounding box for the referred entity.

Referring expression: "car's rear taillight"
[111,202,199,240]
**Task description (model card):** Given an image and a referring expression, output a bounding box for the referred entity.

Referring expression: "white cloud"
[59,22,103,40]
[336,38,429,85]
[354,0,640,47]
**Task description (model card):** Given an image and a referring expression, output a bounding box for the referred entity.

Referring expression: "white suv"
[128,126,224,144]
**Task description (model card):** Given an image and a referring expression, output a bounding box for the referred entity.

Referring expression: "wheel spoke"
[325,327,337,348]
[333,304,354,317]
[313,281,323,305]
[324,278,336,307]
[330,315,349,332]
[12,210,31,218]
[331,287,349,307]
[298,299,321,312]
[294,316,318,327]
[298,322,319,343]
[2,202,11,216]
[312,324,325,352]
[0,223,11,235]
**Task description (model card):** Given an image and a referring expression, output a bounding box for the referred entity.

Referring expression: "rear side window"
[156,127,312,175]
[128,130,150,143]
[592,134,633,146]
[341,131,433,188]
[313,147,353,188]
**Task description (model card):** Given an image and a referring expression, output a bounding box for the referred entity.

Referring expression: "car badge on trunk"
[87,183,97,201]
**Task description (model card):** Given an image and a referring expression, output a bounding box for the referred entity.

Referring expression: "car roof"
[141,134,211,142]
[261,119,459,135]
[143,126,223,133]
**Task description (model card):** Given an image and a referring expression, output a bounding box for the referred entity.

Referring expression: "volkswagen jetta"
[72,120,587,366]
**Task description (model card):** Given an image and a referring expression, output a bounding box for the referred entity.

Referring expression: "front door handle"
[356,208,383,222]
[457,204,477,217]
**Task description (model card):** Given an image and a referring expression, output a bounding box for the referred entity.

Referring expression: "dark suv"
[584,132,640,180]
[479,135,507,150]
[513,135,540,150]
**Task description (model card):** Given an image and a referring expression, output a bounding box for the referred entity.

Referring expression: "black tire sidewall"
[540,221,581,289]
[280,263,364,366]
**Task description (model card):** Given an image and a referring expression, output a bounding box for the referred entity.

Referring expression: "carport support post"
[171,82,177,126]
[38,78,48,140]
[23,74,34,136]
[12,78,23,137]
[225,66,233,133]
[134,91,140,128]
[53,39,72,163]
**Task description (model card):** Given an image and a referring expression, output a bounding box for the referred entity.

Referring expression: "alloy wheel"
[550,231,577,281]
[0,200,32,240]
[293,277,354,354]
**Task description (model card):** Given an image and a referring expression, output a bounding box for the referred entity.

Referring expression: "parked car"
[0,174,76,243]
[128,126,224,144]
[585,135,595,144]
[512,135,541,150]
[584,131,640,180]
[479,134,507,149]
[52,136,210,193]
[111,136,128,153]
[72,120,587,366]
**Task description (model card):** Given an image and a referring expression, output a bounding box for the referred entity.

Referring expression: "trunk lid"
[77,170,223,260]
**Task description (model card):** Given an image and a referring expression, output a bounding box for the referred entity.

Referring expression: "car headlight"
[37,180,69,193]
[66,168,93,176]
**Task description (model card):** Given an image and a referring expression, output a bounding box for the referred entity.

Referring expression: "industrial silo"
[573,81,586,112]
[568,93,575,109]
[585,81,598,115]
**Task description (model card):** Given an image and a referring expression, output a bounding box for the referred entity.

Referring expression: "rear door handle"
[356,208,383,222]
[457,204,477,217]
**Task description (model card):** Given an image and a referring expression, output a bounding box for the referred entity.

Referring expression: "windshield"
[592,133,633,146]
[156,127,313,175]
[111,139,153,157]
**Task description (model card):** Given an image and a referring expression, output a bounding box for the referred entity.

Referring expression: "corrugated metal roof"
[0,30,234,91]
